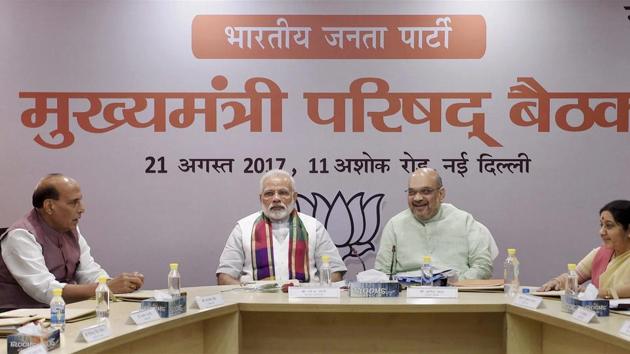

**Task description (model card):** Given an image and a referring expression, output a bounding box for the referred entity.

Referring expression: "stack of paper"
[609,299,630,309]
[453,279,504,291]
[529,290,564,297]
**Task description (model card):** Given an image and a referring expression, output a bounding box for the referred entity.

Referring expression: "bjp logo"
[297,191,384,261]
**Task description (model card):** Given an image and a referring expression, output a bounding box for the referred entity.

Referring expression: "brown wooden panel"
[241,311,504,354]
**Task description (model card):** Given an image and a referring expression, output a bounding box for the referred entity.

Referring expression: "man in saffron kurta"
[375,168,497,280]
[216,170,346,285]
[0,174,144,309]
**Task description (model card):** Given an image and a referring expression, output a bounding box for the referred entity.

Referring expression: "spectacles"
[405,188,440,197]
[600,221,620,231]
[262,189,292,199]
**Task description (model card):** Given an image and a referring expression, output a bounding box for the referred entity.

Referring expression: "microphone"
[389,245,396,280]
[349,245,367,271]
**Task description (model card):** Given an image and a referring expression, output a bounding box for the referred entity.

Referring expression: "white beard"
[262,201,295,221]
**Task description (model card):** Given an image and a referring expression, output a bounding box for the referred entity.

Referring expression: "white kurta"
[1,227,108,304]
[375,203,495,280]
[216,211,346,283]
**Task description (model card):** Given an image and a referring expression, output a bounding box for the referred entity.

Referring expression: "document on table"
[115,290,155,302]
[453,278,504,291]
[529,290,564,297]
[0,316,44,336]
[0,308,95,322]
[609,299,630,309]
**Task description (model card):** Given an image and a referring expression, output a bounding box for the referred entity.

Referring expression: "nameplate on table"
[78,322,111,343]
[129,308,160,325]
[572,306,598,324]
[407,286,458,298]
[619,320,630,337]
[19,344,47,354]
[195,294,225,309]
[288,287,340,298]
[513,294,543,309]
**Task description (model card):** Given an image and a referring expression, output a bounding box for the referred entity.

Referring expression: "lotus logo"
[297,191,384,261]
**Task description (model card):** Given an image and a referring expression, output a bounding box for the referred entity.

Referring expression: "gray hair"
[259,169,296,193]
[435,173,443,188]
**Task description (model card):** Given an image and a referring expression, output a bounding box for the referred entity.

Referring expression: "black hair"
[600,200,630,231]
[32,173,63,208]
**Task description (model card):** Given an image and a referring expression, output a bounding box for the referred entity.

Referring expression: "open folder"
[0,316,44,336]
[114,290,155,302]
[0,308,95,323]
[116,289,193,302]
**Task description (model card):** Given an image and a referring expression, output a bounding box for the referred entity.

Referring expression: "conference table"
[2,286,630,354]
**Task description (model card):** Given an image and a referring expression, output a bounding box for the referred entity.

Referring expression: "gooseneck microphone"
[349,245,367,271]
[389,245,396,280]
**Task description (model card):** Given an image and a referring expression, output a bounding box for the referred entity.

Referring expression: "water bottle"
[504,248,520,298]
[50,287,65,332]
[565,263,578,297]
[168,263,181,297]
[421,256,433,286]
[95,276,110,322]
[319,255,332,287]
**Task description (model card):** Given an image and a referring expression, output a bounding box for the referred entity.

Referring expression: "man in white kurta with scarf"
[216,170,346,285]
[375,168,497,280]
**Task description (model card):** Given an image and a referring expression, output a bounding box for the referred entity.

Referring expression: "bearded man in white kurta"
[216,170,346,285]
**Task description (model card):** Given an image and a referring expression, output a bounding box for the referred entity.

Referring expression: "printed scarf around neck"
[251,210,310,282]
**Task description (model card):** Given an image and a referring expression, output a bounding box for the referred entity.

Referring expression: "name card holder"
[512,294,544,309]
[572,306,598,324]
[288,287,341,298]
[406,286,458,298]
[78,322,111,343]
[194,294,225,309]
[129,308,161,325]
[619,320,630,337]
